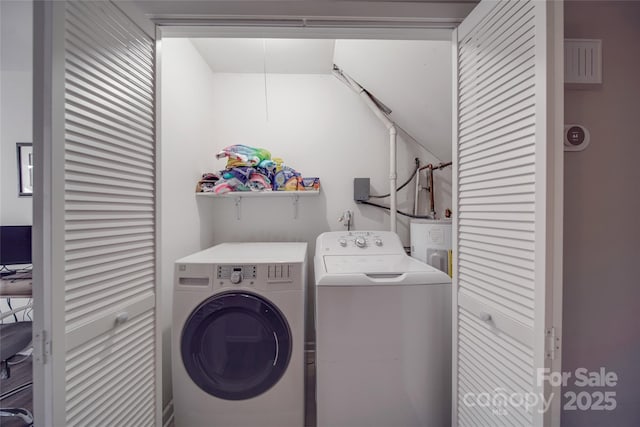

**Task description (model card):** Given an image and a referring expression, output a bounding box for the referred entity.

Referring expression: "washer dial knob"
[339,238,347,247]
[375,238,383,247]
[230,270,243,284]
[355,236,367,248]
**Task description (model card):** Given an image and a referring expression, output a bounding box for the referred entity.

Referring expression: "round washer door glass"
[181,292,292,400]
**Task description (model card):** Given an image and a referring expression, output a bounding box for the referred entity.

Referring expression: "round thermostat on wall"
[564,124,590,151]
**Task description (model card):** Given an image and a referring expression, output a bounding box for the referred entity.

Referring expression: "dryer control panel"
[217,265,257,282]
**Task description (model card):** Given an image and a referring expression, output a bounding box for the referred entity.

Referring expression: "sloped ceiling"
[191,38,452,161]
[333,39,452,161]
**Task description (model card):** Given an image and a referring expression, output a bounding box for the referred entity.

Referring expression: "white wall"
[0,0,33,225]
[562,2,640,426]
[160,38,217,407]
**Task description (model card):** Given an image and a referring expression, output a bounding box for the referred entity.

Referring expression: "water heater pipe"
[418,161,452,218]
[413,159,421,215]
[338,70,398,232]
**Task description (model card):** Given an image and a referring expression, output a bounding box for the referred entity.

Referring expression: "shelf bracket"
[234,196,242,220]
[293,194,300,220]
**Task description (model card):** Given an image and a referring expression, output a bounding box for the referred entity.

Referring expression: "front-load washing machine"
[314,231,451,427]
[172,242,307,427]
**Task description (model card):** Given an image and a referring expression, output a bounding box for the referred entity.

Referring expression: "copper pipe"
[419,161,452,172]
[428,165,435,216]
[435,161,452,170]
[416,161,452,218]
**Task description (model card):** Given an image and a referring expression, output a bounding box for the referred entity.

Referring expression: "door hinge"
[545,327,560,360]
[34,330,51,364]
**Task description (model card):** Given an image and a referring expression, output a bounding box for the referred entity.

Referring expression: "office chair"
[0,304,34,426]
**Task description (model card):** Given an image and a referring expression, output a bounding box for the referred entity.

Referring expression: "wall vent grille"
[565,39,602,84]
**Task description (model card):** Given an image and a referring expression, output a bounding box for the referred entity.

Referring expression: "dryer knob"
[375,239,383,246]
[339,238,347,247]
[355,236,367,248]
[230,271,243,284]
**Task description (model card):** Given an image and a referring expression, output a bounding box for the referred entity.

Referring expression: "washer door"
[181,292,292,400]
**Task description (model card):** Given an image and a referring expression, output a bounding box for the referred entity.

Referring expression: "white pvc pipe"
[414,163,420,216]
[389,126,397,233]
[338,70,398,232]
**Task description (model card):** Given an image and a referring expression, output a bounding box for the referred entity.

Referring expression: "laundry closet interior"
[159,30,455,424]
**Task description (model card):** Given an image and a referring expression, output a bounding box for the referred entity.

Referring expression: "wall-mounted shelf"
[196,190,320,219]
[196,190,319,198]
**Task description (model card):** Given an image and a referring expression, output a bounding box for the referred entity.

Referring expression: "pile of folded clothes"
[196,144,319,194]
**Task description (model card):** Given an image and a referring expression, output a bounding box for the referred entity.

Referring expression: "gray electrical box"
[353,178,370,202]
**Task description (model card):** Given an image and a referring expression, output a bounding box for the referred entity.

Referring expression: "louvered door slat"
[66,162,154,184]
[65,313,155,426]
[459,4,535,82]
[458,306,534,425]
[66,84,152,128]
[66,71,153,123]
[460,137,535,167]
[54,1,158,425]
[65,37,151,104]
[68,139,153,170]
[457,0,515,71]
[459,228,534,250]
[460,63,536,116]
[460,237,534,260]
[66,269,153,298]
[454,1,562,424]
[66,4,153,73]
[66,152,153,177]
[66,174,154,191]
[66,131,154,162]
[66,270,155,303]
[65,56,153,110]
[65,21,152,91]
[66,218,154,231]
[460,126,535,158]
[459,271,534,312]
[459,81,535,129]
[65,240,153,259]
[459,258,534,294]
[66,102,153,140]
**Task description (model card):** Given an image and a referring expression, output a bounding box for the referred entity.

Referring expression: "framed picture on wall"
[17,142,33,196]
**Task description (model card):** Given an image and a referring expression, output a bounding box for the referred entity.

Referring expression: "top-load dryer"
[172,242,307,427]
[314,231,451,427]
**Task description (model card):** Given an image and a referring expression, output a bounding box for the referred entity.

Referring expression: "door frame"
[32,2,563,426]
[153,19,460,425]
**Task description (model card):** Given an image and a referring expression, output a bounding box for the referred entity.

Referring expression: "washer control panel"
[317,231,404,254]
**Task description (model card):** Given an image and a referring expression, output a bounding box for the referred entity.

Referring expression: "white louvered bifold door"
[34,1,159,426]
[452,1,563,426]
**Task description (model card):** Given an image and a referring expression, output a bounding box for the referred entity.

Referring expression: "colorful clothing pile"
[195,172,221,193]
[200,144,305,194]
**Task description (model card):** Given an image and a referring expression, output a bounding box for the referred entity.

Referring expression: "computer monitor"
[0,225,32,266]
